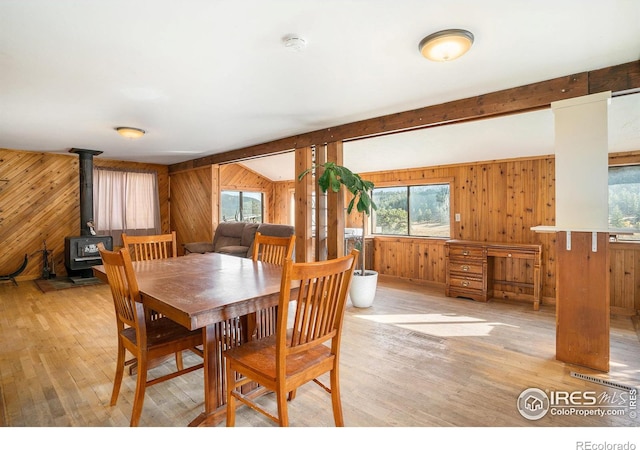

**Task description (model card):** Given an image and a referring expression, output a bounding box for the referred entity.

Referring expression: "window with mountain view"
[220,190,263,223]
[371,183,451,238]
[609,165,640,240]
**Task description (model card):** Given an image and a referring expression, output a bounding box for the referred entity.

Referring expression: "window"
[221,190,263,223]
[372,183,451,238]
[93,168,161,246]
[609,165,640,240]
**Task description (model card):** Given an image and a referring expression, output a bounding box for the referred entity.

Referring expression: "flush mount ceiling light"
[282,34,307,52]
[115,127,145,139]
[419,29,474,62]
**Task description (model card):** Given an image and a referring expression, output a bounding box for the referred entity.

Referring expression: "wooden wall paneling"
[481,163,495,241]
[523,160,537,242]
[0,149,171,280]
[622,247,635,312]
[360,156,557,304]
[505,161,519,242]
[537,157,556,301]
[609,243,640,315]
[410,238,421,279]
[169,166,216,256]
[0,150,78,279]
[272,181,294,226]
[427,240,446,284]
[398,240,409,278]
[466,165,481,241]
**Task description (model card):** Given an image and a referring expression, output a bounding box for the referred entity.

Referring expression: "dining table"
[93,251,292,426]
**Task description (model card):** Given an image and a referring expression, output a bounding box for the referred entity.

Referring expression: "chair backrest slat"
[122,231,177,261]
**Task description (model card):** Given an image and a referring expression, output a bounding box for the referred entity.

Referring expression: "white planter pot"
[349,270,378,308]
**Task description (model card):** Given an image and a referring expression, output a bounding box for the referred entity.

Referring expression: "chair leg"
[129,355,148,427]
[110,341,126,406]
[175,351,183,371]
[225,362,236,427]
[276,387,289,427]
[287,390,297,401]
[329,369,344,427]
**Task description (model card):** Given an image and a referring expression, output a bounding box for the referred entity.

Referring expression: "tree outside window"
[372,183,450,238]
[609,165,640,240]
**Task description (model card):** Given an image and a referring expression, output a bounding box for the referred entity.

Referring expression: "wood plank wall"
[169,165,217,256]
[0,149,169,280]
[3,147,639,314]
[362,156,558,304]
[169,163,292,255]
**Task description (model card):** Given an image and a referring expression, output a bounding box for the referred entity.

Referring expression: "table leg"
[187,310,278,426]
[188,322,228,426]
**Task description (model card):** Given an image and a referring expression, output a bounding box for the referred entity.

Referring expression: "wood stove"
[64,148,113,278]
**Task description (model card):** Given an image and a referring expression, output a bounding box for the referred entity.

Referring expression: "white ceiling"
[1,1,639,179]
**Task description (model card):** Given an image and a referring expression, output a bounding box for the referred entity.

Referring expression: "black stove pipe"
[69,148,102,236]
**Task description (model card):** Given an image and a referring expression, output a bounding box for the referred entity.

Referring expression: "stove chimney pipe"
[69,148,102,236]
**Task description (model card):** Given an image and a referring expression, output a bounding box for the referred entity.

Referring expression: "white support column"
[553,91,611,231]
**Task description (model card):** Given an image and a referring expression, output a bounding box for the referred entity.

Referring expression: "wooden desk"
[94,252,291,426]
[445,240,542,310]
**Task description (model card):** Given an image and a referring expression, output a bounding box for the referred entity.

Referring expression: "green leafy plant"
[298,162,377,275]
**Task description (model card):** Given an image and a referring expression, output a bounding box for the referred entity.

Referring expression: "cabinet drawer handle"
[461,265,470,271]
[462,250,470,256]
[461,281,470,287]
[508,253,512,257]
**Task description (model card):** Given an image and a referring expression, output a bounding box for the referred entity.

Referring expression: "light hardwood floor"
[0,275,638,428]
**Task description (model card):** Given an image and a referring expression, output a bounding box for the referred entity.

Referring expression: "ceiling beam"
[169,60,640,174]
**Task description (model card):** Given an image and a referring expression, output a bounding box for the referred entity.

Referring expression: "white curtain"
[93,168,161,246]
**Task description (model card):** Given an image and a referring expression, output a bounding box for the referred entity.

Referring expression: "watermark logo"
[517,387,637,421]
[517,387,550,420]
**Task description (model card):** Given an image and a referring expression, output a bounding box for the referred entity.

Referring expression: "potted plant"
[298,161,378,307]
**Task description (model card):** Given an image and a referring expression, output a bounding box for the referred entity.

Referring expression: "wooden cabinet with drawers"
[445,241,488,302]
[445,240,542,310]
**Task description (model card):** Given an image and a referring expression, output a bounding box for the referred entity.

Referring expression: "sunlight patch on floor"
[353,313,518,337]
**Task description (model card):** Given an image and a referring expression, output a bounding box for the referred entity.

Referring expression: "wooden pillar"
[294,146,314,262]
[315,145,328,261]
[211,164,220,239]
[556,232,610,371]
[326,141,345,260]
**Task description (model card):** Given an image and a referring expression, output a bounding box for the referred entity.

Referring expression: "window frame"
[370,177,455,239]
[220,189,265,223]
[608,163,640,241]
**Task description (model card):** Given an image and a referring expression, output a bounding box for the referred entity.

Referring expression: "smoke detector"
[282,34,307,52]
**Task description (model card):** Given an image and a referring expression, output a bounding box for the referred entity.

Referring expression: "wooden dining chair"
[97,243,204,426]
[250,232,296,340]
[251,232,296,265]
[224,249,359,427]
[121,231,184,371]
[121,231,178,261]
